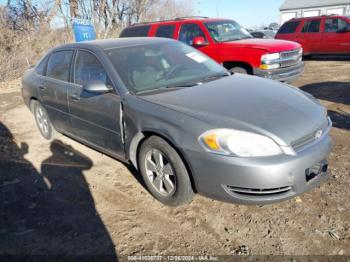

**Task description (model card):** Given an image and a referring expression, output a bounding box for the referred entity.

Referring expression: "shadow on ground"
[328,110,350,131]
[0,122,117,260]
[300,81,350,105]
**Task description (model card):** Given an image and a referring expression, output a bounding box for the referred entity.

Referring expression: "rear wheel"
[138,136,194,206]
[32,100,55,140]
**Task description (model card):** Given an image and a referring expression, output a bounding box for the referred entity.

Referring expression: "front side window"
[325,18,349,32]
[106,41,228,94]
[179,23,207,45]
[204,20,253,42]
[120,25,151,37]
[277,21,300,34]
[47,51,73,81]
[74,51,109,86]
[301,20,321,33]
[155,25,175,38]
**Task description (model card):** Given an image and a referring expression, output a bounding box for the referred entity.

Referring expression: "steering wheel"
[164,64,187,80]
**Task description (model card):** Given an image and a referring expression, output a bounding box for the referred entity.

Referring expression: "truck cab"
[120,17,304,83]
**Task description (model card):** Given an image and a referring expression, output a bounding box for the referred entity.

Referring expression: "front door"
[68,50,124,157]
[177,23,217,60]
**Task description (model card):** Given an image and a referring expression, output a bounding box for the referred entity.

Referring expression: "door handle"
[70,94,80,101]
[38,85,46,90]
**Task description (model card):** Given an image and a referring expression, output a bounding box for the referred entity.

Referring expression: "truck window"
[120,25,151,37]
[277,21,300,34]
[325,18,349,32]
[155,25,175,38]
[179,23,207,45]
[301,20,321,33]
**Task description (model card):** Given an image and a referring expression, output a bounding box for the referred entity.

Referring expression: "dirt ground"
[0,57,349,259]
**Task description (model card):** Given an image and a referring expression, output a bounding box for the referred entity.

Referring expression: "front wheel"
[138,136,194,206]
[229,66,249,75]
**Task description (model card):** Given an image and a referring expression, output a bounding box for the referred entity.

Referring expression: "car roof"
[290,14,348,21]
[128,17,232,27]
[50,37,174,52]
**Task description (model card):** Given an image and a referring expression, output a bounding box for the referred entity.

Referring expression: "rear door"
[40,50,74,132]
[322,17,350,53]
[298,18,322,54]
[68,50,124,157]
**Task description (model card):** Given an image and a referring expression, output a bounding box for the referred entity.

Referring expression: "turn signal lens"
[202,133,220,150]
[259,64,280,70]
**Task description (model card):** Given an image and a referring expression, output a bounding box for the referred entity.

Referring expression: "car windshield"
[106,41,228,94]
[205,20,253,42]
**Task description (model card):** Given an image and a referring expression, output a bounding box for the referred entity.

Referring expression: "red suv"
[276,15,350,56]
[120,17,304,83]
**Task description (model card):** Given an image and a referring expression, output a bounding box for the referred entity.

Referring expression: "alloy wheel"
[144,149,176,196]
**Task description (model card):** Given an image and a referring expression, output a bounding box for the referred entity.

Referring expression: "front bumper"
[185,125,332,205]
[253,62,304,84]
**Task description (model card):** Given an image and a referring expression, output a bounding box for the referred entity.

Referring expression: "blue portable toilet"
[72,19,96,42]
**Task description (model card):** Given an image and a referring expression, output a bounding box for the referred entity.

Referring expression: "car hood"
[139,75,327,146]
[221,38,301,53]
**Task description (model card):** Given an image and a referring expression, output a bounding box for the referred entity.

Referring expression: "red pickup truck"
[120,17,304,83]
[275,15,350,56]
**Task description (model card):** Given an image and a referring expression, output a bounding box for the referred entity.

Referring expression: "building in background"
[280,0,350,24]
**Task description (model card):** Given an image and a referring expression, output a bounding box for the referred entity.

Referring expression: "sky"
[195,0,285,28]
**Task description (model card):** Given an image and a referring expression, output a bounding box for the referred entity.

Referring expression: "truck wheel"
[31,100,56,140]
[138,136,194,206]
[230,66,249,74]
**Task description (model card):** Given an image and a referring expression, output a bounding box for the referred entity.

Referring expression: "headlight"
[260,52,281,70]
[199,129,284,157]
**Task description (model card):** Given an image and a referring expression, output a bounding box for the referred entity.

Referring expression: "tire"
[138,136,194,206]
[31,100,56,140]
[230,66,249,74]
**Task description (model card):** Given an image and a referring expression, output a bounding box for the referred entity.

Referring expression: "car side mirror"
[83,81,113,93]
[192,36,208,47]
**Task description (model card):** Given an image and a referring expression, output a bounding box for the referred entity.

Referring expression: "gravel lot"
[0,57,349,258]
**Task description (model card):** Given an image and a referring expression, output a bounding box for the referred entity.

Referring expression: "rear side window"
[325,18,349,32]
[155,25,175,38]
[74,51,109,86]
[301,20,321,33]
[277,21,300,34]
[120,25,151,37]
[47,51,73,81]
[36,56,48,76]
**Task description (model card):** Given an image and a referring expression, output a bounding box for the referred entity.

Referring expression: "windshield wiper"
[136,82,198,95]
[197,73,230,83]
[136,74,229,95]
